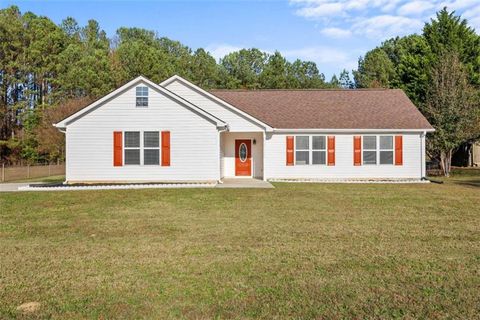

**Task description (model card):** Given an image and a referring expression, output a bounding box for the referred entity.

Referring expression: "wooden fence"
[1,163,65,182]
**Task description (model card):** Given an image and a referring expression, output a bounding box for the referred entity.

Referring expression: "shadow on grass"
[452,179,480,188]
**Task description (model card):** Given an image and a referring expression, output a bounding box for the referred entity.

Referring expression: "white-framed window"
[362,135,394,165]
[312,136,326,165]
[363,136,377,165]
[295,136,310,165]
[123,131,160,165]
[295,135,327,165]
[124,131,141,165]
[379,136,394,165]
[136,86,148,107]
[143,131,160,165]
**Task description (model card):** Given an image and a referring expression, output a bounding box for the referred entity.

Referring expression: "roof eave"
[54,75,226,129]
[273,128,435,133]
[161,75,274,131]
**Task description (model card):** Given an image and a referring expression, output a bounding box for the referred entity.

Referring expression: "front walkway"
[1,179,274,191]
[216,178,274,188]
[0,182,44,192]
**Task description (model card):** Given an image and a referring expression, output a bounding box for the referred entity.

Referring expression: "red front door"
[235,139,252,176]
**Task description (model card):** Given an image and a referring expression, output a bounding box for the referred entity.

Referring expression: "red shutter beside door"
[286,136,294,166]
[162,131,170,166]
[327,136,335,166]
[113,131,122,166]
[354,136,362,166]
[395,135,403,165]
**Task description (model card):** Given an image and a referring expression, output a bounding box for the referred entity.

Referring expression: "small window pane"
[136,97,148,107]
[380,136,393,150]
[144,131,159,148]
[380,151,394,164]
[312,136,326,150]
[363,136,376,150]
[295,151,309,165]
[136,86,148,96]
[363,151,376,164]
[144,149,159,165]
[296,136,309,150]
[312,151,326,164]
[125,149,140,165]
[125,132,140,148]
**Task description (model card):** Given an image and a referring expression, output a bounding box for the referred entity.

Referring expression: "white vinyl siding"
[264,132,424,179]
[65,82,219,182]
[164,79,264,132]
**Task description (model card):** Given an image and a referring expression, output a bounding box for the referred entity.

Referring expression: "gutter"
[273,128,435,133]
[53,123,66,133]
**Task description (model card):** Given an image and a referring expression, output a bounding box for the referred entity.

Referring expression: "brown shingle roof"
[209,89,433,130]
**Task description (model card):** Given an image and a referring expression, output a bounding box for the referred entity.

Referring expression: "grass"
[0,173,479,319]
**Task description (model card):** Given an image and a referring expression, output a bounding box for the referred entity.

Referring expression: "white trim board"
[55,76,227,129]
[273,129,434,133]
[160,75,274,132]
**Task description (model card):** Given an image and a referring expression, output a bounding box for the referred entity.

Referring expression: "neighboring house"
[55,75,434,183]
[452,141,480,167]
[474,143,480,166]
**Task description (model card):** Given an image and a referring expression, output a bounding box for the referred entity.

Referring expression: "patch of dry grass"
[0,175,479,319]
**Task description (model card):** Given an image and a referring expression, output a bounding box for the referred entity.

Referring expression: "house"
[452,141,480,167]
[54,75,434,183]
[474,143,480,166]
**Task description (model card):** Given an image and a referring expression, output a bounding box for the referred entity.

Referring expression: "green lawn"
[1,173,479,319]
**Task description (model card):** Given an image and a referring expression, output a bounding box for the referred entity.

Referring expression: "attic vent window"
[136,86,148,107]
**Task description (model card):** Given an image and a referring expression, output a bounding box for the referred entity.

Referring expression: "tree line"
[354,8,480,175]
[1,6,479,175]
[0,5,348,165]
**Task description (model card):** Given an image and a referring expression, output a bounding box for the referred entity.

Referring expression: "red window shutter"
[395,135,403,165]
[354,136,362,166]
[162,131,170,166]
[286,136,294,166]
[113,131,122,166]
[327,136,335,166]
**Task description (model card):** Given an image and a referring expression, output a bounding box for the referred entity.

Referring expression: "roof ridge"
[209,88,397,92]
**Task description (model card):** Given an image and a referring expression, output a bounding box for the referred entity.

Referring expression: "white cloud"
[462,4,480,31]
[204,43,360,76]
[398,1,435,16]
[290,0,480,39]
[441,0,480,11]
[296,2,344,18]
[320,27,352,38]
[283,46,360,72]
[353,15,424,39]
[205,44,242,61]
[284,46,350,63]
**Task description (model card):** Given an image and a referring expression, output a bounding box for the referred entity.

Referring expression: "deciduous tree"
[424,53,480,176]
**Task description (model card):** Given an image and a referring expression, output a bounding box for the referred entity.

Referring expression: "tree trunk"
[440,149,453,177]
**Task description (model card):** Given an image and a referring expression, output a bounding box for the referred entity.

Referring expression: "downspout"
[421,131,426,180]
[262,130,266,181]
[53,124,67,184]
[217,125,229,183]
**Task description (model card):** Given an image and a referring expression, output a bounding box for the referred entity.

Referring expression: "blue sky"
[3,0,480,79]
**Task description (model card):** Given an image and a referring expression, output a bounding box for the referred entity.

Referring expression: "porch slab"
[216,178,274,188]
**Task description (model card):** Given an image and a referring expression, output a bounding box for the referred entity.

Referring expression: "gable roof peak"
[55,75,226,129]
